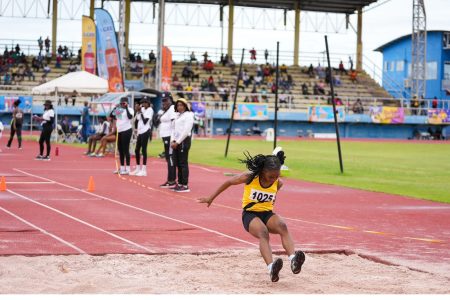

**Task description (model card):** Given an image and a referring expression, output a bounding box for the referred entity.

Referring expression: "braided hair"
[239,150,286,184]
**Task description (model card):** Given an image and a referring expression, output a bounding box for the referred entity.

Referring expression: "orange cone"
[0,176,6,192]
[87,176,95,192]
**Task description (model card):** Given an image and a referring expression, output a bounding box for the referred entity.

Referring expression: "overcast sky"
[0,0,448,77]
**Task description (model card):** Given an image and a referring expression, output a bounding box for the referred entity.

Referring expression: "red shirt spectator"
[432,97,438,109]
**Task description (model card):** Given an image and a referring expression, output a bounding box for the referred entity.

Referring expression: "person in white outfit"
[171,98,194,192]
[33,100,55,160]
[110,97,134,175]
[130,97,154,176]
[157,93,177,188]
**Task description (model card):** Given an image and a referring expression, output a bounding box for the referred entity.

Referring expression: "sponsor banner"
[191,101,206,118]
[308,105,345,122]
[370,106,404,124]
[94,8,124,92]
[161,46,172,91]
[428,109,450,124]
[81,16,97,74]
[0,96,33,112]
[234,103,269,120]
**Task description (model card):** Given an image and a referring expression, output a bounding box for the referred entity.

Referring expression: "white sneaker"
[119,170,129,175]
[129,167,141,176]
[136,167,147,176]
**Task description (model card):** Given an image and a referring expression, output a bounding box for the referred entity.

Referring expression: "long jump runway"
[0,141,449,276]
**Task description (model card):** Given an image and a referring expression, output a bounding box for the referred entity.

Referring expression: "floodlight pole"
[324,35,344,173]
[224,48,245,158]
[273,41,280,150]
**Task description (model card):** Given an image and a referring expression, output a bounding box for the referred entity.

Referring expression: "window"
[388,61,395,72]
[384,61,388,72]
[444,32,450,49]
[444,62,450,80]
[426,61,437,80]
[396,61,404,72]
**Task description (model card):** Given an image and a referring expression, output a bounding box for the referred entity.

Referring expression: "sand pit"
[0,250,449,294]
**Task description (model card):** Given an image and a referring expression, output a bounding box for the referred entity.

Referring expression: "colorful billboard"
[234,103,269,120]
[308,105,345,122]
[161,46,172,91]
[0,96,33,112]
[81,16,97,74]
[428,109,450,124]
[94,8,124,92]
[191,101,206,118]
[370,106,405,124]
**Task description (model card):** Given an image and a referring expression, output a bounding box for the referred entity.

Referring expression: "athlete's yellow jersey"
[242,176,278,212]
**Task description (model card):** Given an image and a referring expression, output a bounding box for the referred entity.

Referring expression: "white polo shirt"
[158,105,176,138]
[137,106,154,134]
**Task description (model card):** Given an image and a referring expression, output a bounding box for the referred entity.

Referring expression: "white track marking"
[7,182,55,184]
[14,168,257,247]
[0,205,86,254]
[6,189,156,253]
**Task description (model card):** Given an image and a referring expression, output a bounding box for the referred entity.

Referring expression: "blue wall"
[210,110,444,139]
[378,31,450,101]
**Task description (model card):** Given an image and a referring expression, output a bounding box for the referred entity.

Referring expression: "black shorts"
[242,210,275,232]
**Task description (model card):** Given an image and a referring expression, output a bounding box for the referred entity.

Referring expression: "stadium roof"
[129,1,379,14]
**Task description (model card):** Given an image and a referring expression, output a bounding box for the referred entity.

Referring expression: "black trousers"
[162,136,176,183]
[118,128,132,166]
[172,136,191,186]
[39,125,52,156]
[135,129,150,165]
[7,123,22,148]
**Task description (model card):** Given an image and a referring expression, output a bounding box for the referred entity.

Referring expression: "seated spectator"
[190,51,197,62]
[57,45,63,56]
[148,50,156,63]
[39,74,47,84]
[129,61,138,73]
[411,96,419,115]
[432,96,438,109]
[43,64,51,75]
[92,125,116,157]
[172,73,180,85]
[24,65,35,81]
[301,82,309,95]
[60,116,70,135]
[55,55,62,68]
[86,117,110,156]
[280,64,288,74]
[203,60,214,73]
[333,75,341,86]
[251,123,262,135]
[350,69,357,83]
[3,72,12,85]
[63,46,69,59]
[352,99,364,114]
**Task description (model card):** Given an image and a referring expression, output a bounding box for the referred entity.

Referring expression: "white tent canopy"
[31,71,108,95]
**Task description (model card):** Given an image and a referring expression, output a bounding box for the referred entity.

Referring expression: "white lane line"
[14,168,257,247]
[191,165,220,173]
[7,182,55,184]
[0,205,86,254]
[6,189,156,253]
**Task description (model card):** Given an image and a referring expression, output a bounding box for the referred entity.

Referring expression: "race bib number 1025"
[250,189,276,203]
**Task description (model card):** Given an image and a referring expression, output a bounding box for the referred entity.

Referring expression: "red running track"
[0,140,449,276]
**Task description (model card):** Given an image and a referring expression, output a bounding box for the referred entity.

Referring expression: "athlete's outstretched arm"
[197,172,251,207]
